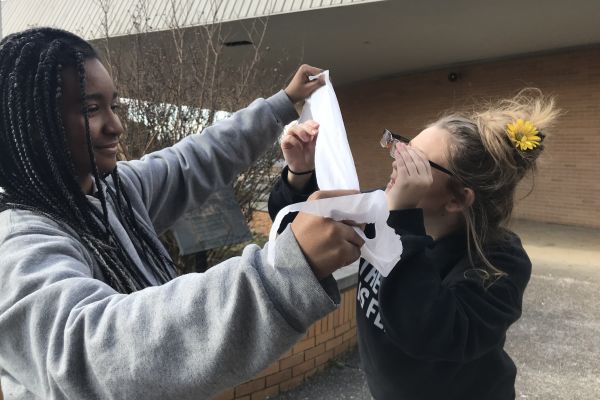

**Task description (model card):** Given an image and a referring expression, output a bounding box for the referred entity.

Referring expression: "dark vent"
[223,40,253,47]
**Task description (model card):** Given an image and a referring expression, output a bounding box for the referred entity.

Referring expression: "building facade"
[3,0,599,227]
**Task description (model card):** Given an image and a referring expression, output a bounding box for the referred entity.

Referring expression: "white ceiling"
[223,0,600,85]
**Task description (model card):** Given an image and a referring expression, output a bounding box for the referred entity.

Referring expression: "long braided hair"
[0,28,177,293]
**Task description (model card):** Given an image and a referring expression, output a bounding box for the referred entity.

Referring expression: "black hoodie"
[269,168,531,400]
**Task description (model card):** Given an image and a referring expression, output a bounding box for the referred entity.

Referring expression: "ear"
[445,187,475,213]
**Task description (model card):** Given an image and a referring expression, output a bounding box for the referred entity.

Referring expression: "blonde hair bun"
[472,88,560,176]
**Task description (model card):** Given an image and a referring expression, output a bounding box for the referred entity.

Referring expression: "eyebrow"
[84,92,118,101]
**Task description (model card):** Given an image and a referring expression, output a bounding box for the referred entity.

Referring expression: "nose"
[105,109,124,138]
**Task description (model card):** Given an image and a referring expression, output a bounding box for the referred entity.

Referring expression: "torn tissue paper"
[269,70,403,276]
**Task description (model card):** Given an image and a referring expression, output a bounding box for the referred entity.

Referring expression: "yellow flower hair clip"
[506,119,542,151]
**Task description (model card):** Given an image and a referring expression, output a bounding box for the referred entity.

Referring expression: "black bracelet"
[288,167,315,176]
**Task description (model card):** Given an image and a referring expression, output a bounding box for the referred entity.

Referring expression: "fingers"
[302,120,320,131]
[330,221,363,266]
[405,146,424,176]
[291,213,362,279]
[287,121,318,143]
[393,144,409,176]
[281,119,319,173]
[308,189,360,201]
[410,146,433,181]
[407,146,430,177]
[301,64,324,79]
[291,128,312,143]
[341,240,362,266]
[385,143,435,210]
[285,64,326,103]
[339,223,365,249]
[304,77,325,97]
[281,133,302,151]
[307,75,325,88]
[395,143,431,178]
[395,143,417,176]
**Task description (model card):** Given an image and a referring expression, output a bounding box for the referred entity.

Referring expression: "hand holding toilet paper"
[269,71,403,277]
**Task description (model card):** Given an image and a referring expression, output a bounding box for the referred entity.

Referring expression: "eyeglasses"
[380,129,454,177]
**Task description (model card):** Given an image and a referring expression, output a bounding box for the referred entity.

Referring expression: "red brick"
[279,375,304,392]
[337,46,600,229]
[325,335,343,352]
[328,312,335,331]
[315,328,335,345]
[305,343,326,360]
[251,385,279,400]
[313,319,321,335]
[334,340,351,357]
[292,358,315,377]
[337,305,345,327]
[333,307,341,328]
[342,328,357,343]
[347,290,356,324]
[279,353,304,370]
[266,369,292,387]
[344,291,352,323]
[279,348,292,359]
[235,378,265,397]
[315,349,334,367]
[335,321,351,337]
[306,323,316,338]
[255,362,279,379]
[211,388,234,400]
[320,315,328,333]
[292,337,315,354]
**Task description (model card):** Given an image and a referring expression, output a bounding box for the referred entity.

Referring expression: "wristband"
[288,167,315,176]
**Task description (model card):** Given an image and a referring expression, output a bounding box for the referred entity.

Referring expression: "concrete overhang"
[228,0,600,85]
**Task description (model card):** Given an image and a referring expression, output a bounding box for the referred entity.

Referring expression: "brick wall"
[336,46,600,228]
[211,287,358,400]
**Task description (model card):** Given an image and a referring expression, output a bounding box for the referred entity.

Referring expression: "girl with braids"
[0,28,365,399]
[269,91,559,399]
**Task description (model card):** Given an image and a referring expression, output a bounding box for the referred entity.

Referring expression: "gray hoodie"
[0,91,340,400]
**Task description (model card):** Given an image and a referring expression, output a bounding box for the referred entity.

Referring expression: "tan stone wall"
[336,46,600,228]
[211,287,358,400]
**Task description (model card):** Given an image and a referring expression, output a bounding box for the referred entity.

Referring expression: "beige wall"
[336,46,600,228]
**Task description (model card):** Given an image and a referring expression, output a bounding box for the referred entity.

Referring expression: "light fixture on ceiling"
[223,40,253,47]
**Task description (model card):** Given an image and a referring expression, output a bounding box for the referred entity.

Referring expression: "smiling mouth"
[94,142,118,149]
[94,143,119,154]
